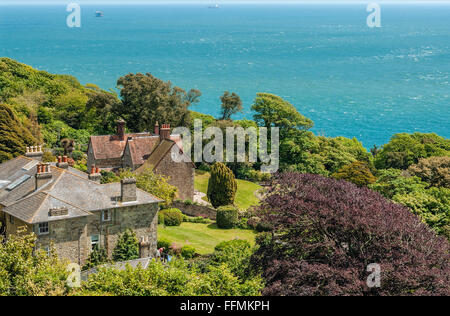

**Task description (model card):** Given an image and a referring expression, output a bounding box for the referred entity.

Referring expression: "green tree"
[220,91,242,120]
[332,161,376,187]
[407,156,450,188]
[0,228,69,296]
[374,133,450,170]
[83,244,108,271]
[251,93,313,132]
[115,73,200,132]
[112,229,140,262]
[0,103,37,163]
[207,162,238,208]
[119,168,177,207]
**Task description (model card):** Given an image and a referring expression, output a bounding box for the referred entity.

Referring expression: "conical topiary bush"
[207,162,238,208]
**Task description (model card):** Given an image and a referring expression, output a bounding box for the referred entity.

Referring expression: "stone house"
[0,151,162,265]
[87,120,195,201]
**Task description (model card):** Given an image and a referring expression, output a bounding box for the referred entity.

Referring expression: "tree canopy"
[115,73,200,132]
[220,91,243,120]
[252,173,450,296]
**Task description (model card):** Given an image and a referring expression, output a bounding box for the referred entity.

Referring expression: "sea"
[0,3,449,147]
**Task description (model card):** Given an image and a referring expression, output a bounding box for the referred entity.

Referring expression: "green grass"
[194,170,261,210]
[158,222,257,255]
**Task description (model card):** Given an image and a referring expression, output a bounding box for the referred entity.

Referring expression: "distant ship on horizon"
[95,11,104,17]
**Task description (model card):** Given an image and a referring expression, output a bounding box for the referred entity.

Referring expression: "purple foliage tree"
[252,173,450,296]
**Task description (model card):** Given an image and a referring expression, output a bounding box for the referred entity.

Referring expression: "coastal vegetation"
[1,58,449,296]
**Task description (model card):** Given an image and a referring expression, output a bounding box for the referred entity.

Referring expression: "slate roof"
[0,156,163,224]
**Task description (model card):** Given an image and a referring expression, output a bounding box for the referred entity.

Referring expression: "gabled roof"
[135,139,195,174]
[89,132,185,164]
[89,132,151,160]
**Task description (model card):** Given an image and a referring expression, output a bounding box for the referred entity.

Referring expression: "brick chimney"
[56,156,69,169]
[117,119,126,141]
[154,121,160,136]
[35,163,52,190]
[121,178,137,202]
[160,124,171,141]
[26,145,44,161]
[88,166,101,183]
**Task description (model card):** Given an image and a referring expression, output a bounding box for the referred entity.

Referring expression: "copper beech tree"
[251,173,450,296]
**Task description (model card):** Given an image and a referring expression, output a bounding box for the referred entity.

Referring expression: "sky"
[1,0,450,5]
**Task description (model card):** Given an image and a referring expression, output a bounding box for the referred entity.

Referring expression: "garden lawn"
[158,222,257,255]
[194,170,261,210]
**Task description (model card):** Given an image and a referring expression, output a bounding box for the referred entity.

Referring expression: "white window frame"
[102,210,111,222]
[38,222,49,235]
[91,235,100,250]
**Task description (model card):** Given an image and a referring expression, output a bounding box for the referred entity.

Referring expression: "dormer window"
[102,210,111,222]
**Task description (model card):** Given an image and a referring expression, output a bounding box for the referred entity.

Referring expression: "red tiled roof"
[90,132,186,165]
[89,133,151,160]
[127,136,161,166]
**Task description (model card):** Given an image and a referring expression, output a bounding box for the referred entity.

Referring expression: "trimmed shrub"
[332,161,376,187]
[216,205,239,229]
[158,211,165,225]
[182,215,212,224]
[181,245,196,259]
[207,162,237,208]
[159,208,183,226]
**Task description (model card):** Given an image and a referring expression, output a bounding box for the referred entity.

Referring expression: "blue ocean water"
[0,4,449,147]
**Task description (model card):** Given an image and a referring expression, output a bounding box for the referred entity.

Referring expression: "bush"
[112,229,139,262]
[216,205,239,229]
[332,161,377,187]
[211,239,253,280]
[83,245,108,271]
[181,245,196,259]
[407,156,450,188]
[159,208,183,226]
[42,151,56,163]
[207,162,237,208]
[182,215,211,224]
[252,173,450,296]
[158,212,165,225]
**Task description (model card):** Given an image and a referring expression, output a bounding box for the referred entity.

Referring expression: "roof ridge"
[45,193,93,216]
[29,193,51,224]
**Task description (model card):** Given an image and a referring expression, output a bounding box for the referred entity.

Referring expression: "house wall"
[34,203,159,265]
[155,153,194,201]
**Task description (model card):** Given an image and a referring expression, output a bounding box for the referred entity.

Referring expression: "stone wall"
[34,203,159,265]
[172,201,217,220]
[155,153,194,201]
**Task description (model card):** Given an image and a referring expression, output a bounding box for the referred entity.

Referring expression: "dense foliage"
[370,169,450,238]
[407,156,450,188]
[83,245,108,271]
[252,173,450,296]
[332,161,376,186]
[216,205,239,229]
[207,162,238,208]
[112,230,140,262]
[0,103,37,163]
[119,168,177,207]
[0,229,69,296]
[115,73,200,131]
[374,133,450,170]
[159,208,183,226]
